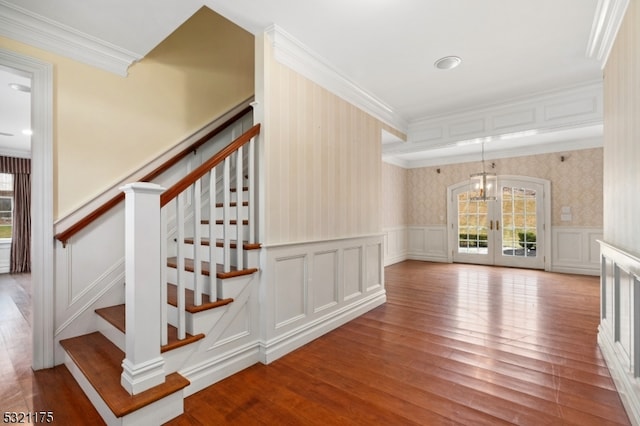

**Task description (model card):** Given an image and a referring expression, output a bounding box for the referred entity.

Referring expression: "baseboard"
[179,342,261,397]
[259,290,387,364]
[598,327,640,426]
[550,265,600,276]
[384,252,408,266]
[408,253,449,263]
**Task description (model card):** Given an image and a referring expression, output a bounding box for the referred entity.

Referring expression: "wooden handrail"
[160,124,261,207]
[55,105,253,244]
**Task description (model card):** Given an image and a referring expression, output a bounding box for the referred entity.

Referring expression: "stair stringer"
[169,270,261,396]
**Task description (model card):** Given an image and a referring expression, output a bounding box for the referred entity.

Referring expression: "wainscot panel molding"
[384,81,603,167]
[260,235,386,363]
[407,225,449,263]
[0,239,10,273]
[551,226,602,276]
[383,227,408,266]
[598,241,640,425]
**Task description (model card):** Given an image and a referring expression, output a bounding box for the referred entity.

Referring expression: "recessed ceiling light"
[22,129,33,136]
[8,83,31,93]
[434,56,462,70]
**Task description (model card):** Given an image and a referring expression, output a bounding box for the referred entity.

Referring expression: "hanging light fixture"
[469,141,497,201]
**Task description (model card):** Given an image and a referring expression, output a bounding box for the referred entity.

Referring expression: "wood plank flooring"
[0,262,631,425]
[167,261,629,425]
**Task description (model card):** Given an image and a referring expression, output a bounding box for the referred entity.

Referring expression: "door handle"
[496,220,500,231]
[489,220,493,230]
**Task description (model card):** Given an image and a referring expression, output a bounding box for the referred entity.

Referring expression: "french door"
[449,176,548,269]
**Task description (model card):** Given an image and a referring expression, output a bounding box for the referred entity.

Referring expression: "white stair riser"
[166,304,227,337]
[179,245,255,264]
[167,268,253,299]
[200,223,249,240]
[212,205,248,220]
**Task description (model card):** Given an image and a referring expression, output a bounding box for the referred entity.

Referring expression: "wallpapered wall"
[261,36,392,244]
[383,147,603,228]
[382,162,408,228]
[603,0,640,256]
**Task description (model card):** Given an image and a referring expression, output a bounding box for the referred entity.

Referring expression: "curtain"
[0,156,31,273]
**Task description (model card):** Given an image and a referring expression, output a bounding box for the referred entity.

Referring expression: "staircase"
[58,123,261,425]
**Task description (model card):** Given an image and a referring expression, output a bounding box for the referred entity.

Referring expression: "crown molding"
[265,24,408,133]
[586,0,630,69]
[0,0,141,76]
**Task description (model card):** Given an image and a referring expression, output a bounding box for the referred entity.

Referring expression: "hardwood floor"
[0,273,103,424]
[0,262,630,425]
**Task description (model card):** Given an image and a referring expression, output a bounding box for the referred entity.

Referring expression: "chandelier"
[469,141,497,201]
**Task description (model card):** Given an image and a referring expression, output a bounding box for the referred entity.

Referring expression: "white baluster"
[249,136,256,244]
[223,157,231,273]
[176,192,186,340]
[193,180,202,306]
[160,207,168,346]
[235,147,244,270]
[209,169,217,300]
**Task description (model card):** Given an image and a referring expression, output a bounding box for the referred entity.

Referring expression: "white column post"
[120,182,166,395]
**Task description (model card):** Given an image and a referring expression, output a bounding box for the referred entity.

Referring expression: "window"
[0,173,13,239]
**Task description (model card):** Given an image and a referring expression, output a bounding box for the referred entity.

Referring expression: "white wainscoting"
[383,227,408,266]
[0,239,10,274]
[598,241,640,425]
[407,225,449,263]
[551,226,602,275]
[260,235,386,363]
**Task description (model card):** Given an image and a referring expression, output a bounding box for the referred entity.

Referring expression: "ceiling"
[0,0,610,164]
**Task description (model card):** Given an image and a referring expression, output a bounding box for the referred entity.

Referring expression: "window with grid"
[457,191,488,254]
[501,186,536,257]
[0,173,13,239]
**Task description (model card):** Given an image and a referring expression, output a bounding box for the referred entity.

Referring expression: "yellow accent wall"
[603,0,640,256]
[259,36,391,244]
[0,7,254,220]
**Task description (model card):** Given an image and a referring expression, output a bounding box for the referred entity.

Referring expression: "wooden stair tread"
[95,305,205,352]
[215,201,248,208]
[183,237,261,250]
[201,219,249,225]
[60,332,189,418]
[166,257,258,279]
[166,284,233,313]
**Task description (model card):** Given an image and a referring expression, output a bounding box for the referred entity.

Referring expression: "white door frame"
[0,48,55,369]
[447,175,551,271]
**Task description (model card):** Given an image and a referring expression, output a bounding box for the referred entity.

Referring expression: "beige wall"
[382,162,408,228]
[260,37,391,244]
[0,7,254,220]
[603,0,640,256]
[405,147,603,227]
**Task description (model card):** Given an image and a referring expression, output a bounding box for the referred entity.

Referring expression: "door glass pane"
[458,191,488,254]
[501,186,536,257]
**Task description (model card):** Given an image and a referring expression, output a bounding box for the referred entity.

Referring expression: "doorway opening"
[447,176,550,270]
[0,49,54,370]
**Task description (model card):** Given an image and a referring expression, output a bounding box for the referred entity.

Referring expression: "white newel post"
[120,182,166,395]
